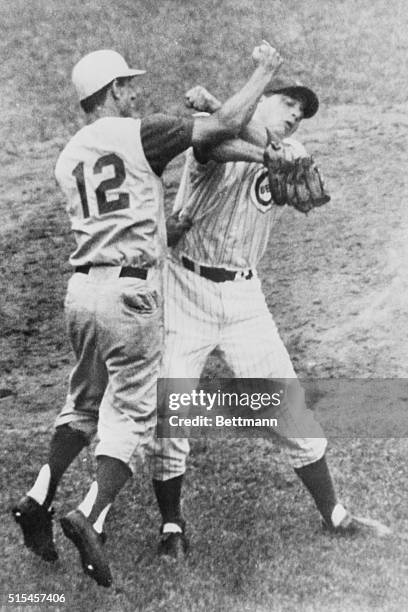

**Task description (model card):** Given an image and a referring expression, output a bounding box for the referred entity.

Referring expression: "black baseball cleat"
[12,496,58,562]
[323,512,392,537]
[60,510,112,588]
[158,522,189,560]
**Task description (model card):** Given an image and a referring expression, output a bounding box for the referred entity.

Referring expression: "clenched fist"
[252,40,283,73]
[184,86,222,113]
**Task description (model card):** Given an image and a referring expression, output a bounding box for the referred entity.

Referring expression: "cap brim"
[273,85,319,119]
[125,68,146,77]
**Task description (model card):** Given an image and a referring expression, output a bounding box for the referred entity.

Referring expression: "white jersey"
[171,137,307,269]
[55,116,165,268]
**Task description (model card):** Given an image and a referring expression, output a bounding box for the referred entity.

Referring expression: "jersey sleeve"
[188,111,213,165]
[140,114,194,176]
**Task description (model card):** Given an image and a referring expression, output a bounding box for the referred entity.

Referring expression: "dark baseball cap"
[263,77,319,119]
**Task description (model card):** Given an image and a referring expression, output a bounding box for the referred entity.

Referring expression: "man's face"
[254,93,305,139]
[114,77,143,118]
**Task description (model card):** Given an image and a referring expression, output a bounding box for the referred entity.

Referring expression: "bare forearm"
[191,42,282,149]
[215,65,277,136]
[207,138,264,163]
[187,87,272,148]
[240,121,270,147]
[191,67,277,149]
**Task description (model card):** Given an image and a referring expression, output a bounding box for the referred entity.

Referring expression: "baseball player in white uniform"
[11,45,284,586]
[150,79,390,557]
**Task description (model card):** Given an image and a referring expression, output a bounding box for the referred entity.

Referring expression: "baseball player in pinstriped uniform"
[11,44,284,587]
[150,81,390,557]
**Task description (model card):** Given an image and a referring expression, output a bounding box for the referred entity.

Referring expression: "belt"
[75,265,148,280]
[181,256,253,283]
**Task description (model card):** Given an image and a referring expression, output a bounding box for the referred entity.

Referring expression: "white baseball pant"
[56,266,163,471]
[150,258,327,480]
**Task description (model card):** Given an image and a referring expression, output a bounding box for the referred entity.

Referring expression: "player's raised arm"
[191,41,282,150]
[184,86,272,162]
[184,88,280,164]
[142,43,282,177]
[185,84,268,149]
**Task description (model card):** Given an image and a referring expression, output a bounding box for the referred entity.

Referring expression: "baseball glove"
[264,136,330,214]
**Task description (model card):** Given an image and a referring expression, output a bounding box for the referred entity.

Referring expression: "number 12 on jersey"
[72,153,130,218]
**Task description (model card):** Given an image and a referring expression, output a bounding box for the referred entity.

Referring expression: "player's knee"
[150,456,187,481]
[55,423,92,446]
[288,437,328,469]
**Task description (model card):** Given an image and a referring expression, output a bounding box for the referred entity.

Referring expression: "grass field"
[1,1,408,611]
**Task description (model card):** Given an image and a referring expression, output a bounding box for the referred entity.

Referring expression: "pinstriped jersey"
[55,116,165,268]
[171,137,307,269]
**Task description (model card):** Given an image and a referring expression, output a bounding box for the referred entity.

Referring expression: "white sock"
[330,503,348,527]
[27,464,51,506]
[162,522,182,534]
[77,481,98,517]
[93,504,112,534]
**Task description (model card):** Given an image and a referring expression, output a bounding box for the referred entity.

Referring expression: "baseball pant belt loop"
[75,264,148,280]
[180,255,253,282]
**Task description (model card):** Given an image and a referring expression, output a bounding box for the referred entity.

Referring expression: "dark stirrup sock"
[43,425,89,508]
[86,455,132,525]
[152,475,184,525]
[294,455,337,526]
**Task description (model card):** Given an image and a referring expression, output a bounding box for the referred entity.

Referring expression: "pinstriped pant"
[149,258,327,480]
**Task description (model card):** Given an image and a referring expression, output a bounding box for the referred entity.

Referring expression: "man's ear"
[111,79,120,100]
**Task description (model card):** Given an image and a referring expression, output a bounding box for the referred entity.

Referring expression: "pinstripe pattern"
[172,138,306,269]
[149,136,326,481]
[149,259,327,479]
